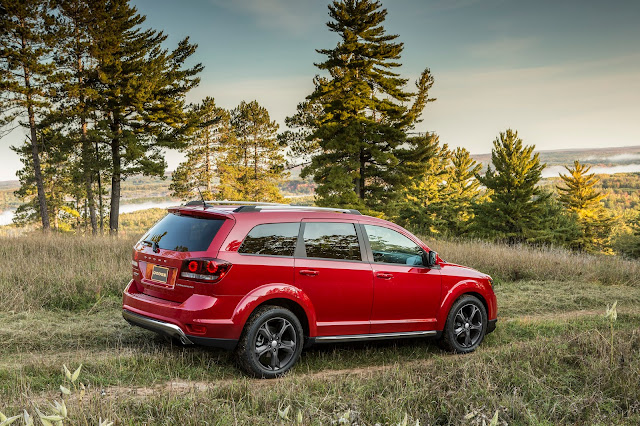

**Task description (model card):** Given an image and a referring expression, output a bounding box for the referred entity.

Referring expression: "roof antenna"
[197,187,206,210]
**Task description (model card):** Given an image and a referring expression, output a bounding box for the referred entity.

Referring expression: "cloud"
[209,0,321,35]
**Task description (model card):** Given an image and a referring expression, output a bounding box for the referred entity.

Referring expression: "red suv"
[123,202,497,377]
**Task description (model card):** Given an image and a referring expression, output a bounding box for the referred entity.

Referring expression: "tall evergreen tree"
[0,0,55,232]
[394,136,449,233]
[170,97,231,200]
[475,129,548,243]
[557,160,615,252]
[287,0,436,213]
[218,100,285,202]
[52,0,103,234]
[11,129,78,231]
[88,0,202,234]
[440,147,483,235]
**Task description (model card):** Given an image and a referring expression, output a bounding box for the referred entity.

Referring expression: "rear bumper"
[122,280,242,349]
[123,309,194,345]
[123,309,238,350]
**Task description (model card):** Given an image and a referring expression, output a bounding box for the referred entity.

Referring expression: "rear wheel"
[440,295,487,353]
[236,305,303,378]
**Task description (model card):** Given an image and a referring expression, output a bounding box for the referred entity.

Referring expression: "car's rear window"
[140,213,225,252]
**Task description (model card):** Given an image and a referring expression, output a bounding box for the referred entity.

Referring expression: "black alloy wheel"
[236,305,303,378]
[441,295,487,353]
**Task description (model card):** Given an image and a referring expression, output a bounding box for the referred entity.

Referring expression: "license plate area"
[150,264,171,286]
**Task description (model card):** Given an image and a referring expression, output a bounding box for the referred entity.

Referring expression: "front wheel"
[440,295,487,353]
[235,305,304,378]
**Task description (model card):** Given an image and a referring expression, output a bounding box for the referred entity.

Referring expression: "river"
[0,200,181,226]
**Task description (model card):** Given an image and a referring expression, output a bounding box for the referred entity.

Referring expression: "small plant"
[0,364,114,426]
[605,301,618,365]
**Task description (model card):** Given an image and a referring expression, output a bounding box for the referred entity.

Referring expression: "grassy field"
[1,233,639,424]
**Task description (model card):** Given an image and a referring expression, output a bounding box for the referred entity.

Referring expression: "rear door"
[294,220,373,336]
[363,224,442,334]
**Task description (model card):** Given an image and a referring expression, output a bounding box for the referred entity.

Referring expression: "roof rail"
[233,205,361,215]
[183,200,361,215]
[184,200,285,207]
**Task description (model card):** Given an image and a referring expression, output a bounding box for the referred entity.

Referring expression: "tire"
[440,295,487,354]
[235,305,304,378]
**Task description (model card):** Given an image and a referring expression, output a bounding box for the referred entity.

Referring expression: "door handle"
[299,269,319,277]
[376,272,393,279]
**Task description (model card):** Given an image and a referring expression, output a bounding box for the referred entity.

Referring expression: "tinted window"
[239,222,300,256]
[364,225,424,266]
[141,213,224,252]
[303,222,361,261]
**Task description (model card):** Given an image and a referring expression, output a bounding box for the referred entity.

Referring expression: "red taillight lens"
[180,258,231,283]
[206,261,218,274]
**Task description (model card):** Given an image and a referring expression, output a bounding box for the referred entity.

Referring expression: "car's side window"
[364,224,424,266]
[303,222,362,261]
[238,222,300,256]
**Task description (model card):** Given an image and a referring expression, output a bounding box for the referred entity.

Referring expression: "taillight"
[180,258,231,283]
[132,249,139,268]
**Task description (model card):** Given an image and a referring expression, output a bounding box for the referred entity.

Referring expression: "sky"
[1,0,639,181]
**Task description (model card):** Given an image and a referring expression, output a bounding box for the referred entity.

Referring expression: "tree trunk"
[109,119,121,235]
[358,148,366,200]
[78,46,97,235]
[27,100,50,233]
[20,24,49,233]
[82,122,98,235]
[96,139,104,234]
[205,130,211,193]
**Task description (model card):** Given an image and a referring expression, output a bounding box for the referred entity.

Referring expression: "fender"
[230,283,318,337]
[437,279,492,328]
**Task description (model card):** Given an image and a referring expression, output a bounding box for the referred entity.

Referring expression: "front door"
[294,221,373,336]
[363,224,442,334]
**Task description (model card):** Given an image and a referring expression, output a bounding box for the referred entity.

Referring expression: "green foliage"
[556,161,616,253]
[474,129,549,243]
[439,147,484,235]
[217,100,286,202]
[288,0,436,213]
[393,136,449,232]
[0,0,57,231]
[86,0,202,233]
[169,97,230,200]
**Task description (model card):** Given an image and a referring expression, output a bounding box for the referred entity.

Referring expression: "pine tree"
[52,0,103,234]
[217,100,285,202]
[88,0,202,234]
[287,0,436,213]
[440,147,483,235]
[0,0,55,232]
[11,129,78,231]
[170,97,231,200]
[475,129,548,244]
[557,160,615,252]
[394,136,449,233]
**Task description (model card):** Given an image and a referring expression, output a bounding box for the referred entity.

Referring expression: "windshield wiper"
[142,240,160,253]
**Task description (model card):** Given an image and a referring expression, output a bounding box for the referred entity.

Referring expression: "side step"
[315,330,438,343]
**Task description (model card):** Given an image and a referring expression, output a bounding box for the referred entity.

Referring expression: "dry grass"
[0,234,136,310]
[427,237,640,286]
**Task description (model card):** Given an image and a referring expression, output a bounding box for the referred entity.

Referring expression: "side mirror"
[423,250,437,267]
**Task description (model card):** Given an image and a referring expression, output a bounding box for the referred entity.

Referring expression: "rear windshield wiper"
[142,240,160,253]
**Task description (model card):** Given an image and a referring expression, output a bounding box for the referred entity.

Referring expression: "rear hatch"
[132,210,231,303]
